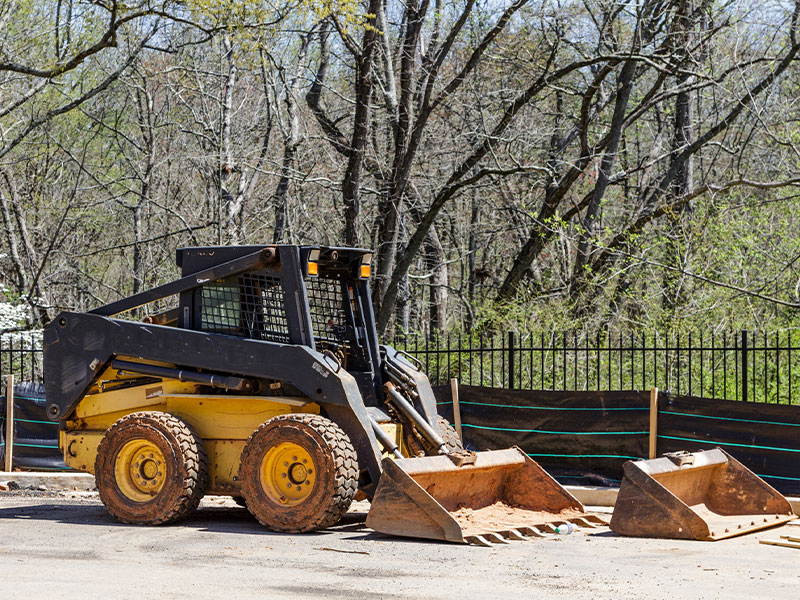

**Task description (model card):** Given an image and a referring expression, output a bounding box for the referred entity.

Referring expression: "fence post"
[450,378,463,443]
[741,330,748,403]
[648,387,659,459]
[4,374,13,472]
[508,331,515,389]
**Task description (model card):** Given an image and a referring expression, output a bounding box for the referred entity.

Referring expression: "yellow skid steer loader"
[43,245,601,545]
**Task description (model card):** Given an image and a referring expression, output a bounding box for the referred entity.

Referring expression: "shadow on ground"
[0,501,375,539]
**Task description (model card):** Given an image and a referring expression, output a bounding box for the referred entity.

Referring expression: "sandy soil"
[451,501,588,536]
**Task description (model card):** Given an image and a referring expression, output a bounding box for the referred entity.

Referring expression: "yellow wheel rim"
[259,442,316,506]
[114,440,167,502]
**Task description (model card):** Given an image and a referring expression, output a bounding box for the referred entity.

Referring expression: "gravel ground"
[0,491,797,599]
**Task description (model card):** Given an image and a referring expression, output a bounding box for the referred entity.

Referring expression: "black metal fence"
[3,329,800,405]
[1,334,43,385]
[394,330,800,405]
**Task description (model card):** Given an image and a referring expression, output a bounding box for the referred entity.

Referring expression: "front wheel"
[239,414,358,532]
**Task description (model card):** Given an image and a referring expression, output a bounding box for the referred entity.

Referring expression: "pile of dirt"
[450,501,585,536]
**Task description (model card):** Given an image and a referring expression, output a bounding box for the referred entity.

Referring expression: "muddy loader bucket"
[610,448,795,540]
[366,448,604,545]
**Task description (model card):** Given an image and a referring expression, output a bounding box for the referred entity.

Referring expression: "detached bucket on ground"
[610,448,795,540]
[366,447,605,545]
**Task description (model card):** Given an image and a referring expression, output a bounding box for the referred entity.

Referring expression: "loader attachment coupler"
[610,448,795,540]
[366,448,605,545]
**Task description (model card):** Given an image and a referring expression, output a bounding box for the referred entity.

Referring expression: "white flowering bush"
[0,284,42,351]
[0,299,27,332]
[0,281,28,331]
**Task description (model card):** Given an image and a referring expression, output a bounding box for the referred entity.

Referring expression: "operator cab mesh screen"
[199,274,290,342]
[306,275,349,345]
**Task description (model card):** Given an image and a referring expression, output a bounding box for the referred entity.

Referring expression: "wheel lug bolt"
[284,462,288,466]
[281,473,287,478]
[287,483,291,488]
[302,459,307,464]
[296,486,301,491]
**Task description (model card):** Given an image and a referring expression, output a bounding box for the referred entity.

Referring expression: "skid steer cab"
[43,245,596,544]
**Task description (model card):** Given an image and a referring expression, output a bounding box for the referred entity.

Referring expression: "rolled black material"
[0,382,67,471]
[432,384,800,494]
[658,392,800,495]
[111,360,254,392]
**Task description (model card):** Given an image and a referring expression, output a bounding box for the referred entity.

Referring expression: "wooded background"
[3,0,800,337]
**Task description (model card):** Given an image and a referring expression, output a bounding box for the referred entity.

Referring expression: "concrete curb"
[1,475,623,498]
[565,485,800,516]
[565,485,619,507]
[0,472,96,491]
[1,473,799,514]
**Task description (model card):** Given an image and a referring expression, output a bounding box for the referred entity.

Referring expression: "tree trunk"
[220,33,238,244]
[570,57,637,301]
[341,0,383,246]
[662,1,696,312]
[0,185,28,292]
[273,32,311,241]
[465,189,480,329]
[424,223,448,332]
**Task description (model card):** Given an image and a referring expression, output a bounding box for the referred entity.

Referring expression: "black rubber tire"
[239,414,358,533]
[438,416,464,451]
[95,411,209,525]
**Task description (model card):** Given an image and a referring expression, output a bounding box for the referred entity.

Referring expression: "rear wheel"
[95,411,208,524]
[240,414,358,532]
[401,415,464,456]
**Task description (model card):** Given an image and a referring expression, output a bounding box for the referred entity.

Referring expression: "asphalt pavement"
[0,492,797,599]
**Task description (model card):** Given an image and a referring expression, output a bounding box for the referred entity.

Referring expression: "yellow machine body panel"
[59,430,106,474]
[377,422,407,458]
[205,439,248,493]
[61,375,320,495]
[163,394,312,439]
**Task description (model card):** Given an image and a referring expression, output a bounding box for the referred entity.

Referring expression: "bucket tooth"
[610,448,795,540]
[466,535,492,547]
[570,517,599,528]
[503,529,527,541]
[517,526,547,538]
[484,532,509,544]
